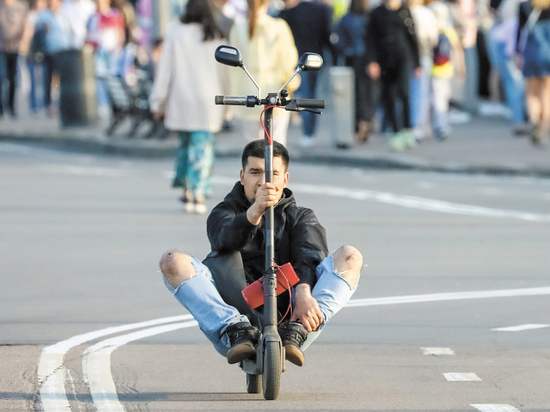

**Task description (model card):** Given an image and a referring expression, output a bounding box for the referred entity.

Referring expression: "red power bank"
[242,263,300,310]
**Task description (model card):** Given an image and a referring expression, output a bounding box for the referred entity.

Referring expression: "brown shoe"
[225,322,259,364]
[279,321,308,366]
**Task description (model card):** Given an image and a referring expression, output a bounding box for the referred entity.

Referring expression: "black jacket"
[206,182,328,288]
[366,3,420,79]
[278,1,333,58]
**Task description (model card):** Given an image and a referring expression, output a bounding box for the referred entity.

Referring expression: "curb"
[2,132,550,178]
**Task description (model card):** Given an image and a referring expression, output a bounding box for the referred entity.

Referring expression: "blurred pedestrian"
[34,0,73,117]
[516,0,550,146]
[429,0,464,140]
[111,0,136,46]
[229,0,299,147]
[19,0,47,114]
[409,0,438,141]
[212,0,234,39]
[0,0,29,118]
[60,0,96,48]
[279,0,332,148]
[149,0,227,214]
[85,0,124,117]
[486,0,528,136]
[366,0,421,151]
[333,0,374,144]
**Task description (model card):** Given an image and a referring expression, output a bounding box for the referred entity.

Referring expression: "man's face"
[240,156,289,203]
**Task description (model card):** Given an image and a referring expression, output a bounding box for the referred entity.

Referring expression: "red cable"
[275,265,293,324]
[260,105,279,145]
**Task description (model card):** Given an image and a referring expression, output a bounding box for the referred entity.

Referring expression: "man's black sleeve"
[289,208,329,289]
[207,203,259,252]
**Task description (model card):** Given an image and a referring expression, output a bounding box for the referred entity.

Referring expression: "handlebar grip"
[294,99,325,109]
[215,95,248,106]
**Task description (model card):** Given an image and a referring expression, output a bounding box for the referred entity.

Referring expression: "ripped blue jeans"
[164,254,358,356]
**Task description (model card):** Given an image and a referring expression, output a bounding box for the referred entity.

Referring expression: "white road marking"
[443,372,482,382]
[34,169,550,222]
[492,323,550,332]
[345,286,550,308]
[212,176,550,222]
[42,165,129,177]
[471,404,521,412]
[83,320,197,412]
[291,182,550,222]
[37,314,194,412]
[37,286,550,411]
[421,347,455,356]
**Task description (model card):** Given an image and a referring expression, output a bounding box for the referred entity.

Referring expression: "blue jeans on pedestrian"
[164,253,358,356]
[486,35,526,125]
[296,71,320,137]
[410,56,433,137]
[26,58,43,112]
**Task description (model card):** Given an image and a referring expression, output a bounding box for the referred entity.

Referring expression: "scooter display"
[214,45,325,400]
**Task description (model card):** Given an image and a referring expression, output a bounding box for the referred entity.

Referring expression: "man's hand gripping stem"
[291,284,323,332]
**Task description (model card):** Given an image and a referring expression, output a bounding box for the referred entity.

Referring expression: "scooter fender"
[241,331,286,375]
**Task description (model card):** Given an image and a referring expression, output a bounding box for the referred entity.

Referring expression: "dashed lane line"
[443,372,482,382]
[471,404,521,412]
[421,347,455,356]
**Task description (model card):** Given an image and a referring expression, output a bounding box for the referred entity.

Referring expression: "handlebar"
[291,99,325,110]
[215,95,325,112]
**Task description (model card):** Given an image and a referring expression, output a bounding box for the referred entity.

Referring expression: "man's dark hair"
[241,140,290,172]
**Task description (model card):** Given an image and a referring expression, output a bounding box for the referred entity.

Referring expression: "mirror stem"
[242,64,261,99]
[278,67,301,95]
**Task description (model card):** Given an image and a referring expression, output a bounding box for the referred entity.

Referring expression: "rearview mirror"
[298,53,323,72]
[215,45,243,68]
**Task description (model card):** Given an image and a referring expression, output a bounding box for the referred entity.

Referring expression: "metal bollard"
[55,45,98,127]
[329,66,355,149]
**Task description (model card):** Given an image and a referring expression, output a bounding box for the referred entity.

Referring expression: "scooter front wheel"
[246,373,262,394]
[262,341,281,400]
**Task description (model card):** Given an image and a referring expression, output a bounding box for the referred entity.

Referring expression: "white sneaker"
[299,135,315,148]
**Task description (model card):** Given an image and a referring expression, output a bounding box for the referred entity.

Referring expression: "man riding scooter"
[159,140,363,367]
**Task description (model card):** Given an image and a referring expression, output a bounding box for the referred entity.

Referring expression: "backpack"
[433,32,452,66]
[28,25,47,63]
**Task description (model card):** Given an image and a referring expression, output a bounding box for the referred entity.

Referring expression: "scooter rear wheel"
[246,373,262,394]
[262,341,281,400]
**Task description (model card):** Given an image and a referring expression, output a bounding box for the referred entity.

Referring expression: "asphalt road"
[1,142,549,411]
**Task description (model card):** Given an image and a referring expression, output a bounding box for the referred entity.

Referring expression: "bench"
[99,74,168,139]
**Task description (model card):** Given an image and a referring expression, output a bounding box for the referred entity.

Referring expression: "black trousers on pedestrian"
[347,56,380,127]
[380,66,412,133]
[0,52,19,116]
[43,54,56,108]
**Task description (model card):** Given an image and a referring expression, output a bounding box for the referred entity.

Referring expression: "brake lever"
[300,108,323,115]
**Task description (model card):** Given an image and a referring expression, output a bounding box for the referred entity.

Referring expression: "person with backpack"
[429,0,464,141]
[516,0,550,146]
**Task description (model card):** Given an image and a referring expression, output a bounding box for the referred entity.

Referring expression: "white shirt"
[149,22,228,132]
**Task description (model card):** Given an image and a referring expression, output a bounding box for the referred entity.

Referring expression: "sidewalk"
[0,103,549,177]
